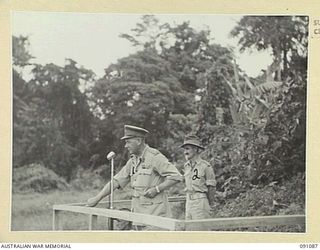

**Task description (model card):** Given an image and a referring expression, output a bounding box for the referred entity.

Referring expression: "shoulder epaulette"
[200,159,211,167]
[147,147,160,156]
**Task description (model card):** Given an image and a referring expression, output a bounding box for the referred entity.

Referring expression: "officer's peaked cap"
[121,125,149,140]
[180,134,205,150]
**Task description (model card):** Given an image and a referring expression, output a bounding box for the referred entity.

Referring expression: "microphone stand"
[107,153,115,230]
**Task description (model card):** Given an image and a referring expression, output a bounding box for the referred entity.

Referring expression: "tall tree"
[12,36,37,167]
[230,16,308,80]
[13,36,96,180]
[120,16,235,126]
[28,60,95,179]
[119,15,171,51]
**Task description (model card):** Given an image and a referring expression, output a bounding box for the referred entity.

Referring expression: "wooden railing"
[52,197,305,231]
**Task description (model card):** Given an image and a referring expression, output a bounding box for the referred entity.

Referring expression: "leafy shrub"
[213,173,305,218]
[12,163,70,193]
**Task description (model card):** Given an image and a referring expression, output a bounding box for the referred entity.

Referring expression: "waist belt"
[186,192,207,200]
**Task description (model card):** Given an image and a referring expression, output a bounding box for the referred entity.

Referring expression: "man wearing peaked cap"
[181,134,217,228]
[87,124,182,231]
[120,125,149,140]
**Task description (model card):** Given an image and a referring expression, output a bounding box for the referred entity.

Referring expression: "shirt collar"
[139,144,148,160]
[131,144,148,162]
[186,155,201,168]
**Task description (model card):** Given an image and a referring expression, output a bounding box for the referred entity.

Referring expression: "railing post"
[105,218,111,230]
[174,220,186,231]
[88,214,98,230]
[53,209,62,231]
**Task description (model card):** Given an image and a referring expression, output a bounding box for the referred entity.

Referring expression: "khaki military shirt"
[184,157,216,193]
[114,145,182,217]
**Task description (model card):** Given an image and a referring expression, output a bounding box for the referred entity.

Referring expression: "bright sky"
[12,12,273,78]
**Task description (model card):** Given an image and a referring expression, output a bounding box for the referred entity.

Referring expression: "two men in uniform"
[86,124,216,230]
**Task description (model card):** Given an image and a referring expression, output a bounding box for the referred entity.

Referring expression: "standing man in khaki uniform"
[86,125,182,230]
[181,134,216,223]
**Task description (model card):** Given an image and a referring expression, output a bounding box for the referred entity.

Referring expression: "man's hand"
[86,196,101,207]
[143,187,158,198]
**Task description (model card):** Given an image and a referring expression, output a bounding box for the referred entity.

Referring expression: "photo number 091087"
[300,244,319,249]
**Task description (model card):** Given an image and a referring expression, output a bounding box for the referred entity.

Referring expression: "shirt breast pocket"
[191,168,204,183]
[136,167,153,187]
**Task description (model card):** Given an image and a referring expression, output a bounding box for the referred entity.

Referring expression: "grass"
[11,187,181,231]
[11,189,108,231]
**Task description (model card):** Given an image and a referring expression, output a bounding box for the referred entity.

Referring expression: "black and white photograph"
[11,12,308,234]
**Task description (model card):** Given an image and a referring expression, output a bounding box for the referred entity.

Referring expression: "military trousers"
[185,193,211,220]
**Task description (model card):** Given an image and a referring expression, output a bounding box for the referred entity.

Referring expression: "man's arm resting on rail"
[86,180,120,207]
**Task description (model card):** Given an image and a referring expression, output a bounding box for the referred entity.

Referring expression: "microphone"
[107,151,116,160]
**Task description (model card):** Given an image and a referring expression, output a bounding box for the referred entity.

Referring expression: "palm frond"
[244,76,255,89]
[251,81,282,96]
